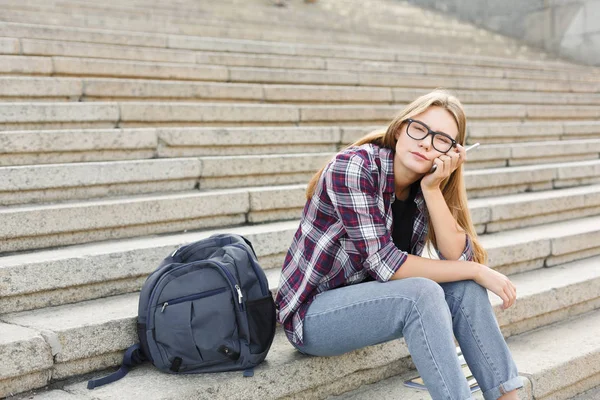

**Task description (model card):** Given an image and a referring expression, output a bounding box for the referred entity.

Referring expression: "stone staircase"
[1,0,600,399]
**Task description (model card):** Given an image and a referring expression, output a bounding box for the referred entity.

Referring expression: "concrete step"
[0,0,479,35]
[568,385,600,400]
[0,8,513,55]
[0,37,20,55]
[0,0,402,35]
[327,369,502,400]
[0,322,53,398]
[2,33,540,74]
[0,102,120,131]
[0,55,54,76]
[468,183,600,234]
[1,28,589,78]
[463,159,600,198]
[2,254,599,398]
[0,55,228,82]
[0,154,332,205]
[0,3,550,55]
[324,58,600,83]
[3,77,600,106]
[1,102,600,131]
[2,205,600,313]
[2,159,600,251]
[2,126,598,166]
[0,0,473,34]
[225,68,600,93]
[3,149,600,205]
[3,44,598,93]
[467,139,600,168]
[333,308,600,400]
[0,221,297,314]
[2,49,593,87]
[0,298,412,398]
[467,121,600,144]
[0,149,600,205]
[2,161,600,250]
[0,126,340,166]
[0,157,204,205]
[1,45,596,83]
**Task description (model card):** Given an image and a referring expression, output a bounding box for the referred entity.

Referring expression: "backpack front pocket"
[154,299,202,368]
[154,287,237,369]
[190,288,239,363]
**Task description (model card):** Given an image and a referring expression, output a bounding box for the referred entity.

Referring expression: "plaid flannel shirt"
[275,143,474,345]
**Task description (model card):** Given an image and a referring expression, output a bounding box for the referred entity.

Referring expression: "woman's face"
[394,106,460,175]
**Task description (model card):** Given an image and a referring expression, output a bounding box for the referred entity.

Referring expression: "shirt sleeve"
[324,151,407,282]
[436,234,474,261]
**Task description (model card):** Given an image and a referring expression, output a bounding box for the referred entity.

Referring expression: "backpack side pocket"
[246,295,276,354]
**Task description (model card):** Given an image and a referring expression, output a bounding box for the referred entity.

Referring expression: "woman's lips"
[411,152,429,161]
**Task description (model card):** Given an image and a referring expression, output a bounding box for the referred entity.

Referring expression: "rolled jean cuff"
[483,376,525,400]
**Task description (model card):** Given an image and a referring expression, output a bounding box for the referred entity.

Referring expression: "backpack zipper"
[160,287,227,313]
[230,243,269,296]
[148,261,244,329]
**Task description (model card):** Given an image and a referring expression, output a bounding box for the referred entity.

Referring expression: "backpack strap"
[87,344,146,389]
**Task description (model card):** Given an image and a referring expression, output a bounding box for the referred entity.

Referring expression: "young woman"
[275,90,523,400]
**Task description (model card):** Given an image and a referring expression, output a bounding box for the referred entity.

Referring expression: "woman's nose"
[418,136,431,150]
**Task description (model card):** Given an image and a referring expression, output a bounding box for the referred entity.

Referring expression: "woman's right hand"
[472,263,517,310]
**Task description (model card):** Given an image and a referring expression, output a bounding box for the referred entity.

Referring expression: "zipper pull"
[171,248,178,257]
[235,285,243,304]
[161,302,168,312]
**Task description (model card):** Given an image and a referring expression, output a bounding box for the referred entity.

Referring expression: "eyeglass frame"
[404,118,458,154]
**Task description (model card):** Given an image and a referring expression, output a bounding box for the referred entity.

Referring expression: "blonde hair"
[306,89,487,264]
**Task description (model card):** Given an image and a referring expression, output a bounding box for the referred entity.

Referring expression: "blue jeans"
[290,278,524,400]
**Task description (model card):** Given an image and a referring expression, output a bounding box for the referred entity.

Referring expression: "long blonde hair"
[306,89,487,264]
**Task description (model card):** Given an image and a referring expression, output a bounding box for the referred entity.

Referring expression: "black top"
[391,182,419,253]
[362,182,419,283]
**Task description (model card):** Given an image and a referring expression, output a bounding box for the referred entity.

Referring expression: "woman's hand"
[473,263,517,310]
[421,144,466,191]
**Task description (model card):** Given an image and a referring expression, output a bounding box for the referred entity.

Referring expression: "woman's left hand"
[421,144,466,191]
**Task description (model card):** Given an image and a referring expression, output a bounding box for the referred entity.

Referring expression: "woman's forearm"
[390,254,480,283]
[421,186,467,260]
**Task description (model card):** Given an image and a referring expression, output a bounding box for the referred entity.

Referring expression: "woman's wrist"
[420,181,441,195]
[470,262,484,280]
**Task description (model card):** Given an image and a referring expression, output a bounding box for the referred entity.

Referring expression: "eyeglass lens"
[406,120,454,153]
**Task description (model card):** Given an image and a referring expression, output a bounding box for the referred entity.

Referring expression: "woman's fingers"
[507,279,517,306]
[456,144,467,163]
[439,154,453,175]
[502,282,517,309]
[510,283,517,307]
[432,157,444,175]
[499,288,510,310]
[503,286,512,309]
[430,145,466,179]
[445,149,462,173]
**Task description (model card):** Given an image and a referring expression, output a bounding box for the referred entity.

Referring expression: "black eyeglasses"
[404,118,457,154]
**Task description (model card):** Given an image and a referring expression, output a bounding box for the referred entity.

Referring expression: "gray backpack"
[88,233,276,389]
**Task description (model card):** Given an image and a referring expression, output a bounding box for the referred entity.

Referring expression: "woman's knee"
[409,277,446,305]
[443,279,488,302]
